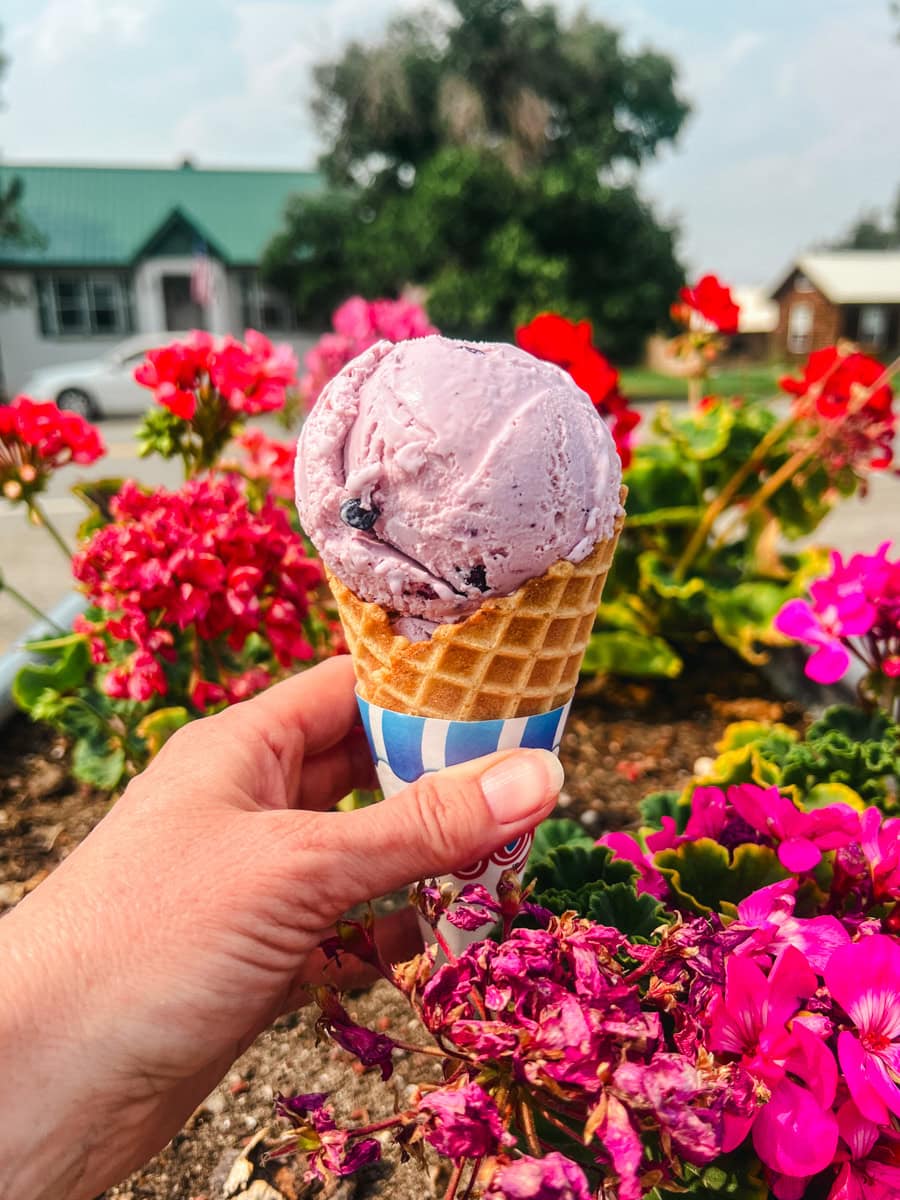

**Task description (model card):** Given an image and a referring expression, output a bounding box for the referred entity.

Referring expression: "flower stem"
[1,578,65,632]
[26,498,74,561]
[460,1157,483,1200]
[673,412,795,580]
[442,1161,465,1200]
[518,1098,541,1156]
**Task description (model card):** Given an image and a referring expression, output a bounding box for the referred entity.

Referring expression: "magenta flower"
[824,936,900,1124]
[316,991,397,1080]
[709,948,839,1180]
[727,783,859,872]
[597,831,668,898]
[486,1152,592,1200]
[417,1082,512,1161]
[774,597,852,683]
[735,880,850,972]
[828,1100,900,1199]
[272,1091,381,1180]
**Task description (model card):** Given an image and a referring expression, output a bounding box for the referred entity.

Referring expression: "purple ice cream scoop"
[295,334,622,629]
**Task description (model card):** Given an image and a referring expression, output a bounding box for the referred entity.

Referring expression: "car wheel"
[56,389,98,419]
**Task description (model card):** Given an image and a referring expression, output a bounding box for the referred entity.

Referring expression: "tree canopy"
[265,0,690,360]
[832,188,900,250]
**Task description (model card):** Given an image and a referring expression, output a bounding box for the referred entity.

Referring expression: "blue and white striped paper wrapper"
[357,693,572,954]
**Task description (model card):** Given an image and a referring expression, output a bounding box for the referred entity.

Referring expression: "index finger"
[230,654,361,759]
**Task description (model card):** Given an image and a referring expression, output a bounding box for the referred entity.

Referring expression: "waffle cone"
[327,488,626,721]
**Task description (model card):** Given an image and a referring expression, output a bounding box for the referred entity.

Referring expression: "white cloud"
[25,0,156,65]
[171,0,441,164]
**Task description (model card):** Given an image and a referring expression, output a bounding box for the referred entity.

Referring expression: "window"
[859,305,887,348]
[794,273,814,293]
[35,275,131,337]
[238,272,296,331]
[787,301,813,353]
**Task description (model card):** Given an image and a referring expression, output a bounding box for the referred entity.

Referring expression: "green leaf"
[654,838,790,915]
[12,636,91,711]
[529,818,594,863]
[526,843,639,918]
[623,452,697,518]
[706,581,788,664]
[638,552,706,602]
[71,736,127,790]
[581,630,682,678]
[655,400,736,460]
[716,721,798,754]
[71,476,127,539]
[136,707,191,757]
[29,695,104,739]
[805,782,866,812]
[585,883,670,942]
[626,506,705,528]
[639,790,687,832]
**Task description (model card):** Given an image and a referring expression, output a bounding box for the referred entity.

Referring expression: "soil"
[0,651,805,1199]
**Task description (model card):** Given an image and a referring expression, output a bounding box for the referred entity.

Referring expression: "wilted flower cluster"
[0,395,104,502]
[775,542,900,711]
[781,344,895,473]
[72,475,323,708]
[301,295,437,405]
[134,328,297,420]
[276,887,757,1199]
[515,312,640,467]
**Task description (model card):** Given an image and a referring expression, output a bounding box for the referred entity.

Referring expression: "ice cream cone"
[328,487,626,723]
[356,693,573,956]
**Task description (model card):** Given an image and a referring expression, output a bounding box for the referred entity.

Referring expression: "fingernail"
[480,750,565,825]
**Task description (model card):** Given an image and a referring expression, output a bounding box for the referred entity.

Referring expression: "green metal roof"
[0,163,322,267]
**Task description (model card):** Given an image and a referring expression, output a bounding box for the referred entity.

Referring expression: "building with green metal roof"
[0,162,321,396]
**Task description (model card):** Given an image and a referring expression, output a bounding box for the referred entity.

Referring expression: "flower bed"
[2,282,899,1199]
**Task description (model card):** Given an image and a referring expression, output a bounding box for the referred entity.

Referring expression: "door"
[162,274,204,330]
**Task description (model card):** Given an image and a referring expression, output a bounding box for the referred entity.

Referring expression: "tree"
[265,1,689,360]
[832,188,900,250]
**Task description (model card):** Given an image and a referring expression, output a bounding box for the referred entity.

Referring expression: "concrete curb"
[0,593,87,726]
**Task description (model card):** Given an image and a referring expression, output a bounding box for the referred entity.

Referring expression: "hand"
[0,655,563,1200]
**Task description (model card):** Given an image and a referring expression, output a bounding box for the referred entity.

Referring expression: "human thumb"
[321,748,564,909]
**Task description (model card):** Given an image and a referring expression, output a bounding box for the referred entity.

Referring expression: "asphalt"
[1,406,898,656]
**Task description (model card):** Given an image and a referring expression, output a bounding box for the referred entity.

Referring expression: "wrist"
[0,896,112,1200]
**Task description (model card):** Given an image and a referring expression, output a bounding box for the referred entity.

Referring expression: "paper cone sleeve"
[327,487,626,722]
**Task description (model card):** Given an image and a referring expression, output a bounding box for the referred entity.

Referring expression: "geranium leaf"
[586,882,670,942]
[529,818,594,863]
[136,706,191,757]
[12,636,91,711]
[582,630,682,678]
[654,838,790,915]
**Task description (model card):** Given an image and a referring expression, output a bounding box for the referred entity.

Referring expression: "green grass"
[620,362,789,402]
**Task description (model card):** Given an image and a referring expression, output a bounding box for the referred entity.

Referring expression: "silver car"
[21,332,187,419]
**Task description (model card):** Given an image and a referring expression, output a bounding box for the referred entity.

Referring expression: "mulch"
[0,651,804,1198]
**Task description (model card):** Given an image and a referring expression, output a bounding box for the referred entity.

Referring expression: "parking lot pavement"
[1,407,898,656]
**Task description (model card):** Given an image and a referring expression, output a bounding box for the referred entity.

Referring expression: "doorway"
[162,274,205,330]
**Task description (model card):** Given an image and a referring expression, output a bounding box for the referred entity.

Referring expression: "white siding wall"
[0,268,318,398]
[0,274,123,396]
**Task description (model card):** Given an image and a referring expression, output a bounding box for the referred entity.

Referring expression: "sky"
[1,0,898,285]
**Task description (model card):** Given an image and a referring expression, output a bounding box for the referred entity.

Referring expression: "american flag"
[190,242,215,309]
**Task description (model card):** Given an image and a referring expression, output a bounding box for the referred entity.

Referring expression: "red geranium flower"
[73,475,324,709]
[515,313,639,467]
[675,275,740,335]
[781,346,895,471]
[0,395,105,501]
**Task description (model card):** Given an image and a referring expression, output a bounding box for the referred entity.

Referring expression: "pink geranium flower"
[824,936,900,1125]
[709,947,839,1181]
[734,880,850,972]
[727,783,860,872]
[828,1100,900,1200]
